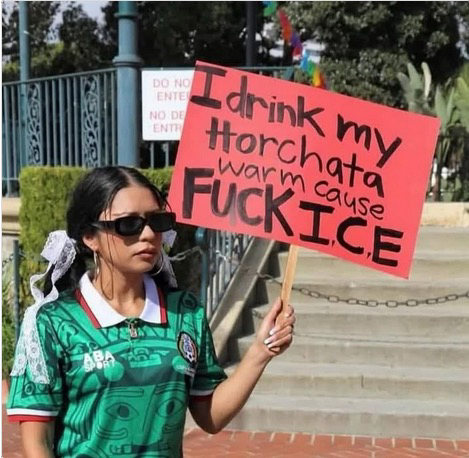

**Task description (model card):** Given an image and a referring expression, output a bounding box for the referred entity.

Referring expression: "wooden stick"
[278,244,299,320]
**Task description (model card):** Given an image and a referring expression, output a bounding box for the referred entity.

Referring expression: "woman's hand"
[252,297,295,362]
[194,299,295,433]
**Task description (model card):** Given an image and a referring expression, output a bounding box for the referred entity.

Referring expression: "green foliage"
[19,167,84,255]
[2,42,68,82]
[397,62,469,201]
[450,65,469,201]
[454,2,469,57]
[434,86,456,131]
[2,1,112,80]
[285,1,465,107]
[52,2,112,74]
[2,264,15,378]
[433,85,458,201]
[3,1,274,79]
[454,64,469,130]
[2,1,60,60]
[18,166,200,313]
[102,1,262,68]
[397,62,432,114]
[19,167,85,309]
[1,60,19,82]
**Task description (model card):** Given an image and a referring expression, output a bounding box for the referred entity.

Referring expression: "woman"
[7,166,295,458]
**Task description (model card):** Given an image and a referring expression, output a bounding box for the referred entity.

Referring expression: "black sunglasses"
[92,212,176,236]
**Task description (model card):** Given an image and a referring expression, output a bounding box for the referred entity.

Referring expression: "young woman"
[7,166,295,458]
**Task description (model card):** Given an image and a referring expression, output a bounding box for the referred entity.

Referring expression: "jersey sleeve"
[190,307,227,400]
[7,310,64,422]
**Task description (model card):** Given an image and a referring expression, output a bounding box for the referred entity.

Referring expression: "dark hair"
[43,166,171,295]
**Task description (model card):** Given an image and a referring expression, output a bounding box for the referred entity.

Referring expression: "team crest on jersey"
[178,332,198,364]
[83,350,116,372]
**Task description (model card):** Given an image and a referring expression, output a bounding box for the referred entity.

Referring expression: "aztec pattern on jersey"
[7,288,227,458]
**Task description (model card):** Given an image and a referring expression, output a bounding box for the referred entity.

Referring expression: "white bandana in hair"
[10,230,77,384]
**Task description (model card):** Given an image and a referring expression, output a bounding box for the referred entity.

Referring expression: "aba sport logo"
[83,350,116,372]
[178,332,198,364]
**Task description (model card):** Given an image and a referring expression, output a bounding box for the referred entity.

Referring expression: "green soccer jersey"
[7,273,227,457]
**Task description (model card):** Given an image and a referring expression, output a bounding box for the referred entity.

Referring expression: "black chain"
[168,246,202,262]
[212,249,469,308]
[2,253,14,269]
[258,271,469,307]
[3,246,469,308]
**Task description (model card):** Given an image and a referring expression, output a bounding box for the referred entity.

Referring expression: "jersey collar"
[77,272,167,328]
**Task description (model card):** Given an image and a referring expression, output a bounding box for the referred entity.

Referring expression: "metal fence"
[2,66,292,195]
[2,68,117,195]
[195,228,253,319]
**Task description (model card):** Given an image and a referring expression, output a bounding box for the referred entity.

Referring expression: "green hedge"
[18,166,200,314]
[3,165,200,378]
[2,267,15,379]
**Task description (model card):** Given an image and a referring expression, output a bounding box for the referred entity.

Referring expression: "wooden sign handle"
[277,244,299,323]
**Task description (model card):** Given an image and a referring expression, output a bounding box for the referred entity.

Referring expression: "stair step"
[247,302,469,336]
[414,227,469,252]
[227,394,469,438]
[230,334,469,368]
[277,250,469,281]
[226,227,469,438]
[224,361,469,401]
[265,278,468,303]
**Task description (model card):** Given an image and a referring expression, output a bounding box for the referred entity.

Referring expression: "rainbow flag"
[263,1,277,17]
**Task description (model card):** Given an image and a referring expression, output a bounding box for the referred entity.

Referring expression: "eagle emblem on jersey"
[178,332,198,364]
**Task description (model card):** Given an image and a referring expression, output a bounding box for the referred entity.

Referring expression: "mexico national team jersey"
[7,273,227,457]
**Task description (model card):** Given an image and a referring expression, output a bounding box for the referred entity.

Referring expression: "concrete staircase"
[225,227,469,438]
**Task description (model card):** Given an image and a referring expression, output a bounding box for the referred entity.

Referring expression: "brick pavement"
[183,429,469,457]
[3,408,469,458]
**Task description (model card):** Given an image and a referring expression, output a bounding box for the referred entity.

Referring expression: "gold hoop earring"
[93,251,100,277]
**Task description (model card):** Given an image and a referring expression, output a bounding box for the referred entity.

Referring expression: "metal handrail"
[2,68,118,195]
[195,227,253,318]
[2,68,116,86]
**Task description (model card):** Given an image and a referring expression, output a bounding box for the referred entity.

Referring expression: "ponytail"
[42,253,88,297]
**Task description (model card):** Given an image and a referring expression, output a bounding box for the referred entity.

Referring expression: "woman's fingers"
[264,320,295,348]
[273,303,295,326]
[267,314,295,338]
[257,299,295,354]
[265,333,293,351]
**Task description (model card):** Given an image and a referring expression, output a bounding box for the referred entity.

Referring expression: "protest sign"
[168,61,440,279]
[142,69,194,141]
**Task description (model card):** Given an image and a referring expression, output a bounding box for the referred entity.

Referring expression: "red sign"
[168,62,440,278]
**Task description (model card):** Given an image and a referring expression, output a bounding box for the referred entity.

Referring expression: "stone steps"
[277,250,469,281]
[264,277,468,302]
[227,394,469,439]
[225,361,469,401]
[413,227,469,251]
[246,301,469,337]
[230,333,469,368]
[225,227,469,438]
